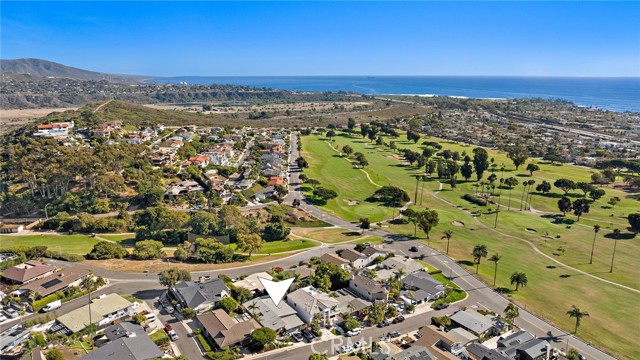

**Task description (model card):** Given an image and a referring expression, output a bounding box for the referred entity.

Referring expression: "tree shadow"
[546,265,557,269]
[342,231,362,237]
[603,232,637,240]
[495,287,514,295]
[457,260,475,267]
[559,274,571,278]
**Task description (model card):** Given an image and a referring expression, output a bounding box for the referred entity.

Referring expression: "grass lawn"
[229,238,319,254]
[0,234,100,255]
[98,233,136,243]
[301,129,640,359]
[292,227,384,244]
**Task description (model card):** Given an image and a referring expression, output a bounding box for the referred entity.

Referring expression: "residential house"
[349,275,389,302]
[165,180,204,200]
[242,296,304,334]
[83,322,163,360]
[267,176,285,187]
[52,294,138,334]
[286,286,340,326]
[20,267,91,298]
[386,345,438,360]
[33,121,74,137]
[449,310,506,337]
[360,246,388,263]
[284,267,312,281]
[170,278,230,313]
[0,325,30,355]
[1,260,55,285]
[196,309,260,349]
[320,252,350,270]
[149,151,174,166]
[188,155,210,168]
[381,257,424,276]
[401,272,445,304]
[253,186,275,202]
[339,249,369,269]
[332,288,370,315]
[414,325,469,360]
[234,272,272,294]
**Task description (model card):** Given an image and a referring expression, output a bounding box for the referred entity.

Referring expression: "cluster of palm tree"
[472,245,527,291]
[590,224,621,273]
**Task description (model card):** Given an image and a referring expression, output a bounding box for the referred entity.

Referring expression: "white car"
[354,340,368,348]
[340,345,354,353]
[346,329,361,337]
[0,314,7,322]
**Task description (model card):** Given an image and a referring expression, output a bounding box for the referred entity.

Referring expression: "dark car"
[302,330,316,342]
[377,320,390,328]
[409,246,418,252]
[388,331,401,338]
[434,303,450,310]
[291,333,304,342]
[392,316,405,324]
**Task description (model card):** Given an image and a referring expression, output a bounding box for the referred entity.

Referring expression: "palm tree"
[610,228,620,273]
[472,244,488,274]
[441,230,453,254]
[394,268,406,280]
[504,303,520,323]
[489,254,502,286]
[567,305,589,334]
[247,300,261,322]
[526,180,536,210]
[589,224,600,264]
[510,271,528,291]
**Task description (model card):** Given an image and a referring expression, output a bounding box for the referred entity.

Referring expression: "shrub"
[197,333,213,352]
[150,330,170,346]
[218,296,238,314]
[44,250,84,262]
[86,241,128,260]
[45,349,64,360]
[250,327,276,349]
[182,307,195,319]
[132,240,165,260]
[462,193,488,206]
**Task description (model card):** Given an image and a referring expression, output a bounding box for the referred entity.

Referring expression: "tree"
[567,305,589,334]
[566,349,581,360]
[526,163,540,176]
[181,307,195,319]
[589,225,600,265]
[312,187,338,204]
[232,287,253,304]
[507,145,528,170]
[86,241,127,260]
[441,230,453,254]
[610,228,620,273]
[472,148,490,180]
[371,186,410,207]
[558,197,572,216]
[312,263,350,291]
[219,296,239,314]
[510,272,528,291]
[342,317,361,331]
[489,254,502,286]
[460,162,473,181]
[250,327,276,349]
[472,245,488,274]
[341,145,353,156]
[572,198,590,222]
[296,157,308,169]
[504,177,519,211]
[504,303,519,323]
[417,209,439,239]
[554,178,576,195]
[189,210,225,236]
[628,213,640,232]
[263,221,290,241]
[133,240,165,260]
[589,188,606,201]
[237,232,264,256]
[309,353,329,360]
[46,349,65,360]
[347,118,356,131]
[359,217,370,234]
[576,182,594,197]
[536,181,551,194]
[292,198,301,208]
[159,268,191,288]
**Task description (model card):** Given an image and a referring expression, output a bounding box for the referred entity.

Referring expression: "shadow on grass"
[457,260,475,267]
[603,232,637,240]
[495,287,514,295]
[546,265,557,269]
[341,231,362,237]
[559,274,572,278]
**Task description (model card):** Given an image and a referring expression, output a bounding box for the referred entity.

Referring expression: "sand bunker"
[346,200,360,206]
[452,221,465,227]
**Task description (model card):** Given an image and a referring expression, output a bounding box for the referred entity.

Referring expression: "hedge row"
[462,193,488,206]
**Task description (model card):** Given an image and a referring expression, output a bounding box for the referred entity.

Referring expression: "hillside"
[0,58,143,83]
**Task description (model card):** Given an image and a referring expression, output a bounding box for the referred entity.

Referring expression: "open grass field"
[228,238,319,254]
[0,233,100,255]
[98,233,136,242]
[291,227,380,244]
[301,130,640,359]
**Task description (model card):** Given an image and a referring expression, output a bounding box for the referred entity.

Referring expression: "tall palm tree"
[567,305,589,334]
[472,244,488,274]
[589,224,600,265]
[441,230,453,254]
[526,180,536,210]
[610,228,620,273]
[510,272,528,291]
[394,268,406,280]
[489,254,502,286]
[519,182,527,211]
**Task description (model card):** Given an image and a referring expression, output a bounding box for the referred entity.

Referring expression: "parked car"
[339,345,354,353]
[42,300,62,313]
[392,315,405,324]
[302,330,316,342]
[164,324,179,341]
[388,331,400,338]
[409,246,418,252]
[291,332,304,342]
[434,302,449,310]
[164,305,175,314]
[4,308,19,319]
[354,340,368,349]
[144,313,157,322]
[346,329,361,337]
[0,314,7,322]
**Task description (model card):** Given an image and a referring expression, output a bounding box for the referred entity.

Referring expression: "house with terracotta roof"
[267,176,284,186]
[1,260,56,285]
[188,155,210,167]
[33,121,74,137]
[196,309,260,349]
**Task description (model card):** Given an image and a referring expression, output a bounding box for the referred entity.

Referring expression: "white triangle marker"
[258,277,295,306]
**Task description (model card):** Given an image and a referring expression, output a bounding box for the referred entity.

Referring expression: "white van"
[144,313,157,322]
[42,300,62,312]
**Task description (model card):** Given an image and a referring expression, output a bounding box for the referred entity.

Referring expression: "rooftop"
[20,267,90,297]
[1,260,55,284]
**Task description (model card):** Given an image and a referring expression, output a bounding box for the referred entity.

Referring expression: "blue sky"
[2,1,639,76]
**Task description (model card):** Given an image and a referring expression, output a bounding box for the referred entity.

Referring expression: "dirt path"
[93,100,113,113]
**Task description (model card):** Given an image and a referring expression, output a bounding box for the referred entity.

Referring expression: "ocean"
[148,76,640,112]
